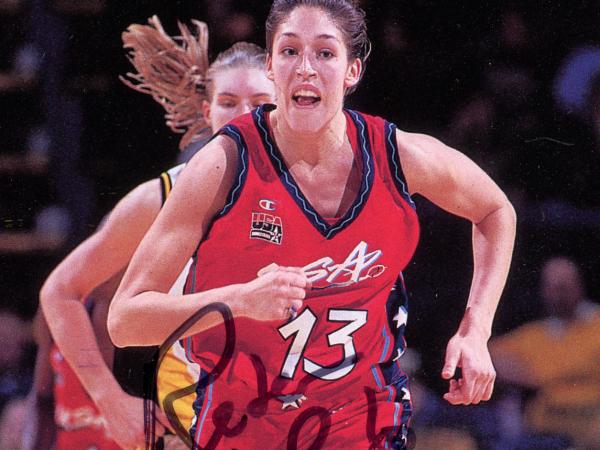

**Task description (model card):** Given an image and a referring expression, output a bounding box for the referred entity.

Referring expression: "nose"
[296,53,317,79]
[241,101,253,114]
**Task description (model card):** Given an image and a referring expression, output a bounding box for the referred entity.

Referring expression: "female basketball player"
[109,1,516,448]
[37,17,275,449]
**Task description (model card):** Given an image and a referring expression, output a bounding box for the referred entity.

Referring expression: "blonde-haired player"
[36,16,275,449]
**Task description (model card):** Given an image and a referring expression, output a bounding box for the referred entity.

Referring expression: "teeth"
[293,89,319,98]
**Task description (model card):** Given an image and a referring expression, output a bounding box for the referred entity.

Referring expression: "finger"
[281,305,293,320]
[289,300,302,320]
[287,287,307,300]
[444,394,467,405]
[447,378,459,394]
[280,267,313,289]
[471,377,488,405]
[290,299,304,311]
[286,272,311,289]
[279,266,305,274]
[461,369,479,404]
[443,388,465,405]
[283,299,305,320]
[442,347,460,380]
[482,375,495,402]
[443,380,457,400]
[443,379,463,405]
[258,263,279,277]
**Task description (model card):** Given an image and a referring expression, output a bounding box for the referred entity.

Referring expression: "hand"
[238,264,310,321]
[97,390,168,449]
[441,331,496,405]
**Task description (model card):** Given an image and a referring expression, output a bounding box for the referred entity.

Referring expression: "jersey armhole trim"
[385,122,416,210]
[159,172,172,206]
[216,124,249,218]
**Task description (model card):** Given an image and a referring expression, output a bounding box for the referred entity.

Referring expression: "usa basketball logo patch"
[250,212,283,245]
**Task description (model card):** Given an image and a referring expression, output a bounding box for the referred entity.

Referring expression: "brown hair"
[265,0,371,93]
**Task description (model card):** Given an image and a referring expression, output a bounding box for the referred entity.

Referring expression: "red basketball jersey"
[50,345,121,450]
[184,105,419,449]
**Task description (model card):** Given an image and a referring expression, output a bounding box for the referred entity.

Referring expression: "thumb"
[442,347,460,380]
[258,263,279,277]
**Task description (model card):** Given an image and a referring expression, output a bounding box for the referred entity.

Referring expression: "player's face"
[267,6,361,134]
[204,67,275,132]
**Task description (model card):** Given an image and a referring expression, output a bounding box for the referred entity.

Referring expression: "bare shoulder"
[170,134,240,219]
[395,128,511,222]
[395,129,452,162]
[394,129,457,195]
[183,134,239,179]
[103,178,162,227]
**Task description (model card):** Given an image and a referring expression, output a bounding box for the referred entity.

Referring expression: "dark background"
[1,0,599,400]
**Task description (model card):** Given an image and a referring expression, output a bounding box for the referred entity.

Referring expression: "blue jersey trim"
[384,122,416,210]
[252,105,374,239]
[218,125,249,217]
[191,373,214,448]
[392,401,401,441]
[182,255,198,364]
[370,365,384,390]
[380,325,391,363]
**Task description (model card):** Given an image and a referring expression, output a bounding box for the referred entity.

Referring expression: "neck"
[270,108,348,166]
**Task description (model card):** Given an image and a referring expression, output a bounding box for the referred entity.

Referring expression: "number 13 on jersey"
[278,308,368,381]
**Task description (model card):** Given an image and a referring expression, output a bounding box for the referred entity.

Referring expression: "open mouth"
[292,89,321,107]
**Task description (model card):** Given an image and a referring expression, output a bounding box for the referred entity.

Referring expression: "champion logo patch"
[259,199,276,211]
[250,212,283,245]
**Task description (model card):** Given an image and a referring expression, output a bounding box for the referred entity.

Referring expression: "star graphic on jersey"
[401,387,411,401]
[278,394,307,410]
[392,347,405,361]
[393,306,408,328]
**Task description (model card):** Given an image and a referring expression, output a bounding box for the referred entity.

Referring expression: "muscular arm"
[109,136,309,347]
[39,179,163,447]
[398,130,517,404]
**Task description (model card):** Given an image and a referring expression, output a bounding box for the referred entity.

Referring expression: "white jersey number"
[278,308,367,380]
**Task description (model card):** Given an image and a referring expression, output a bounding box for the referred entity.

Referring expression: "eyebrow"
[217,92,272,98]
[280,32,340,42]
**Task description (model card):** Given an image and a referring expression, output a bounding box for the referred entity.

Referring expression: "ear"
[344,58,362,90]
[202,100,212,130]
[266,53,275,81]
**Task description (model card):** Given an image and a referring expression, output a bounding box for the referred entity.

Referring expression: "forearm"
[40,286,123,405]
[462,201,516,337]
[108,283,247,347]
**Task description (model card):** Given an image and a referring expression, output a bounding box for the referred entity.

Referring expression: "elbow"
[107,297,130,348]
[39,278,61,315]
[484,197,517,231]
[503,199,517,234]
[502,199,517,229]
[39,281,52,310]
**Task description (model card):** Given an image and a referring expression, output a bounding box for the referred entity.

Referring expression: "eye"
[282,47,298,56]
[219,100,236,108]
[319,49,334,59]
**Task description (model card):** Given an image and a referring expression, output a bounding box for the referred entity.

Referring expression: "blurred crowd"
[0,1,599,449]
